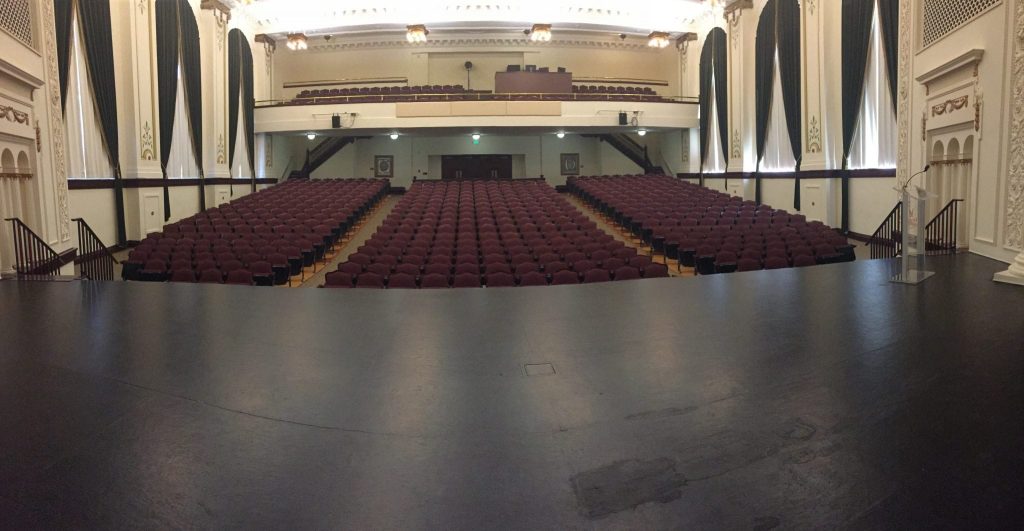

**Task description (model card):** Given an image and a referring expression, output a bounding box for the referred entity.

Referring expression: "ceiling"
[230,0,712,40]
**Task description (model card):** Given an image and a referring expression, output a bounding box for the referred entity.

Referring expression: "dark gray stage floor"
[0,255,1021,529]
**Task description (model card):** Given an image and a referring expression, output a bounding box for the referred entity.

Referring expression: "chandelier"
[406,24,429,43]
[286,33,308,50]
[530,24,552,42]
[648,31,671,48]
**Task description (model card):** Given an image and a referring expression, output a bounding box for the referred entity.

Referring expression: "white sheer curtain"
[761,55,797,172]
[849,2,897,169]
[703,72,726,173]
[64,13,112,179]
[231,91,252,178]
[166,64,199,179]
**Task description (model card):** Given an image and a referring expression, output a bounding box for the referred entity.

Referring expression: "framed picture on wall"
[374,155,394,178]
[560,153,580,176]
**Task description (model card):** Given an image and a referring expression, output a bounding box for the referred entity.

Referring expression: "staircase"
[865,199,964,260]
[74,218,118,280]
[288,136,367,179]
[4,218,76,277]
[587,133,664,175]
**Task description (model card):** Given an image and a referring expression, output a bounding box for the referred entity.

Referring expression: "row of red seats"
[124,179,388,285]
[324,179,667,289]
[568,175,854,274]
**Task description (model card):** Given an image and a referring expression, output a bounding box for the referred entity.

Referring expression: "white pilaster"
[994,0,1024,285]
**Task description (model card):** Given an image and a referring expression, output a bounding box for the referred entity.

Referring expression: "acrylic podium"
[891,184,937,285]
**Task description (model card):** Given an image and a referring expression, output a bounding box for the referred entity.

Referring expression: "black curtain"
[711,28,729,176]
[753,0,777,204]
[777,0,802,210]
[878,0,900,114]
[177,2,205,211]
[155,0,178,221]
[698,36,714,176]
[841,0,875,231]
[53,0,74,113]
[241,35,255,188]
[77,0,126,244]
[227,30,241,176]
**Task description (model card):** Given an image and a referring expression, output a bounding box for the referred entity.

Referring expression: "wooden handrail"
[5,218,76,276]
[73,218,117,281]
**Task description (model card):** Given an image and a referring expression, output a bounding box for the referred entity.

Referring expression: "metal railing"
[867,202,903,260]
[925,199,964,256]
[73,218,117,280]
[5,218,67,276]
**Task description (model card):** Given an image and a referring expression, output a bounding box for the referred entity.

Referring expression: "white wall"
[69,189,118,246]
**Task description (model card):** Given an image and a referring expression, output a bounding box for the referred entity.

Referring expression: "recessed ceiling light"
[390,132,400,140]
[648,31,671,48]
[471,133,481,140]
[286,33,308,51]
[406,24,429,43]
[556,132,565,139]
[637,129,647,136]
[530,24,552,42]
[306,132,316,140]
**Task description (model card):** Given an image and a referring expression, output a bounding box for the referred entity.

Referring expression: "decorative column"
[677,32,698,173]
[116,0,164,240]
[800,0,825,171]
[725,0,753,196]
[994,0,1024,286]
[38,0,71,247]
[201,1,231,205]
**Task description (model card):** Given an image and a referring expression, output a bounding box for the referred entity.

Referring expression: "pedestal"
[993,251,1024,286]
[891,186,936,285]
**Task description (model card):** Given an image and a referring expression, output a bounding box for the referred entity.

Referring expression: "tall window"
[166,64,199,179]
[761,52,797,172]
[849,2,896,169]
[704,72,726,173]
[64,12,111,179]
[231,92,251,178]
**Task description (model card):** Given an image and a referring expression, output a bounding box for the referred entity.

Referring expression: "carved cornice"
[307,36,669,52]
[931,95,969,116]
[724,0,753,19]
[0,173,33,180]
[200,0,231,22]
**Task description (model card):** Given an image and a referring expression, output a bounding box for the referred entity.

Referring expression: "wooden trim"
[70,178,277,190]
[572,77,669,86]
[846,231,873,243]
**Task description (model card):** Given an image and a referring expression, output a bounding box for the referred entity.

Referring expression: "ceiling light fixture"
[556,132,565,139]
[286,33,308,51]
[530,24,552,42]
[648,31,671,48]
[306,132,316,140]
[390,132,400,140]
[637,129,647,136]
[406,24,429,43]
[471,133,481,141]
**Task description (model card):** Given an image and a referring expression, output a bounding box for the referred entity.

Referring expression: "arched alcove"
[16,151,30,175]
[1,149,15,172]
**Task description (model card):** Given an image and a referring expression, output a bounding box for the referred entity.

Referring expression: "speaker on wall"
[332,115,341,128]
[618,112,628,126]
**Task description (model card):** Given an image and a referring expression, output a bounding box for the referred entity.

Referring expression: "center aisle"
[299,195,400,288]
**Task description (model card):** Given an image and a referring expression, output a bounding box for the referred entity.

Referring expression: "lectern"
[891,184,936,284]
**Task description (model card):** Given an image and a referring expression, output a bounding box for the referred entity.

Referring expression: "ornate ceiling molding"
[305,36,672,52]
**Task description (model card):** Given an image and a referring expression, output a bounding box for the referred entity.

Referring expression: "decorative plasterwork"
[896,0,912,187]
[216,134,225,164]
[931,95,969,116]
[0,173,32,180]
[215,15,226,50]
[306,36,672,52]
[40,0,70,241]
[1004,0,1024,250]
[731,129,741,159]
[0,105,29,124]
[915,49,985,85]
[140,121,154,160]
[806,116,821,153]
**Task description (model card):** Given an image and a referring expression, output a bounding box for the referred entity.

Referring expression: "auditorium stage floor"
[0,254,1021,528]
